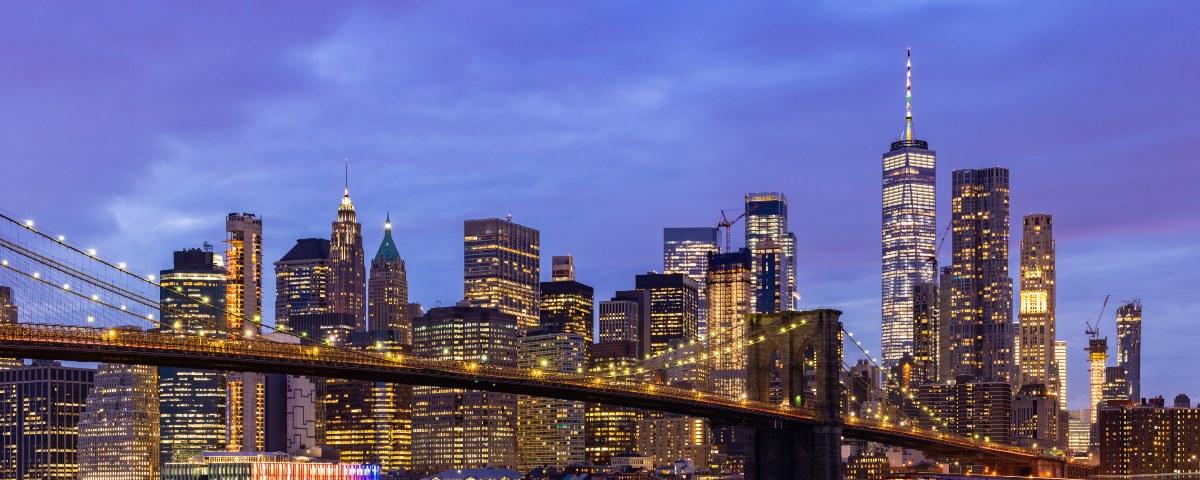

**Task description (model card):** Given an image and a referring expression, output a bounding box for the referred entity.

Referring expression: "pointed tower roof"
[904,47,914,141]
[373,212,401,262]
[339,158,355,212]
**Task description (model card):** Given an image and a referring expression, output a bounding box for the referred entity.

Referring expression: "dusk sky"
[3,2,1197,409]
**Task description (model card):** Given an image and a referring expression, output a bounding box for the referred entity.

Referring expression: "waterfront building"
[881,49,937,367]
[705,249,752,398]
[323,331,412,475]
[78,363,160,480]
[598,290,650,357]
[845,451,890,480]
[1097,398,1200,476]
[273,238,331,331]
[161,452,379,480]
[584,342,643,466]
[412,306,518,473]
[946,167,1014,384]
[260,333,318,456]
[663,227,720,337]
[367,214,410,341]
[463,218,540,331]
[1018,214,1057,398]
[159,247,227,464]
[634,273,699,357]
[914,377,1012,444]
[517,327,586,471]
[538,266,594,344]
[0,360,94,479]
[637,416,712,471]
[1116,300,1142,402]
[745,192,797,311]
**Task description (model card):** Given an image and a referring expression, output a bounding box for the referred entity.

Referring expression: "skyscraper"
[539,267,594,345]
[226,213,266,453]
[77,363,160,480]
[463,217,540,331]
[517,327,586,471]
[706,249,752,399]
[0,286,22,369]
[1055,340,1068,410]
[911,281,939,384]
[663,227,720,337]
[411,306,518,473]
[1088,337,1108,424]
[1116,300,1142,402]
[947,167,1014,383]
[324,331,412,475]
[745,192,797,311]
[0,360,94,480]
[329,177,367,330]
[1019,214,1056,394]
[584,341,642,466]
[274,238,331,331]
[881,48,937,368]
[635,273,699,357]
[368,214,409,341]
[159,247,227,464]
[598,290,650,357]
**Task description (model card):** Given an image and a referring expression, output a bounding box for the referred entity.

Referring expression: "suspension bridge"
[0,212,1094,480]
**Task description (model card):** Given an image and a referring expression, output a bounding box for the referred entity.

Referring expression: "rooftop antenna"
[904,47,914,141]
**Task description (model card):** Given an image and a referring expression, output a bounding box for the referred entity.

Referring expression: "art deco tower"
[368,213,409,342]
[330,166,367,331]
[881,48,937,367]
[1018,214,1056,393]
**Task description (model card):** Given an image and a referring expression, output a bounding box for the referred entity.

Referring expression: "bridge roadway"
[0,323,1087,473]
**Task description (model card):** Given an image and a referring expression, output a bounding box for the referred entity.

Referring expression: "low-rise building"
[161,452,379,480]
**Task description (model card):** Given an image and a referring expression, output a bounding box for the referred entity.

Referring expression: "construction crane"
[1086,294,1111,339]
[926,223,952,272]
[717,209,746,253]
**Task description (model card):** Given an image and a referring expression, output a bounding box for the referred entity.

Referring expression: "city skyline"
[3,2,1198,411]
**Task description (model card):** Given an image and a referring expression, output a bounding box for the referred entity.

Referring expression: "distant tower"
[463,217,541,331]
[663,227,720,337]
[745,193,797,312]
[225,213,265,453]
[78,363,160,479]
[881,48,937,368]
[329,165,367,330]
[539,260,594,345]
[947,167,1013,383]
[1087,337,1108,423]
[368,213,409,342]
[273,238,332,330]
[1115,301,1142,401]
[1019,214,1056,393]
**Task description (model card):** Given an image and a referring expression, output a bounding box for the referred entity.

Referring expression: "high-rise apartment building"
[324,331,412,475]
[329,182,366,330]
[274,238,331,331]
[706,249,752,399]
[412,306,519,473]
[1055,340,1068,410]
[1019,214,1057,395]
[226,213,266,453]
[1088,337,1108,424]
[598,290,650,357]
[915,378,1012,444]
[947,167,1014,383]
[368,215,409,341]
[78,363,160,480]
[881,49,937,368]
[745,192,797,311]
[1097,398,1200,476]
[539,258,594,344]
[517,327,586,471]
[634,273,699,357]
[1116,301,1142,402]
[911,281,939,384]
[0,360,94,480]
[663,227,720,338]
[463,218,540,331]
[159,247,227,464]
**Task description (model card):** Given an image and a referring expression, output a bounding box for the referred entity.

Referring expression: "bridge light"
[86,315,94,323]
[62,283,70,290]
[56,235,65,242]
[86,248,97,257]
[147,313,154,320]
[23,220,34,228]
[90,294,99,301]
[1,260,6,266]
[117,262,127,270]
[146,274,155,281]
[120,305,127,311]
[32,272,40,279]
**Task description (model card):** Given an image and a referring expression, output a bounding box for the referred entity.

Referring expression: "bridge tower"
[745,309,843,480]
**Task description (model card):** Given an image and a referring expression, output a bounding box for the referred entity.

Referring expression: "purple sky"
[3,2,1198,409]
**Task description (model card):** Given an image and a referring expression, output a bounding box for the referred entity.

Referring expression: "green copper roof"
[373,215,401,262]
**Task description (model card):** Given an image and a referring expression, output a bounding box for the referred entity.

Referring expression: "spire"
[340,159,354,210]
[904,48,914,141]
[384,210,392,231]
[374,213,401,262]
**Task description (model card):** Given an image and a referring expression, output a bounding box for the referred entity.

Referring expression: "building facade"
[162,452,379,480]
[538,277,594,345]
[0,361,94,480]
[412,307,519,473]
[911,281,939,384]
[1018,214,1057,395]
[517,327,586,471]
[706,249,752,399]
[274,238,331,331]
[663,227,720,338]
[597,290,650,357]
[584,342,643,466]
[226,213,266,453]
[946,167,1014,384]
[1115,301,1142,402]
[0,286,21,369]
[1097,398,1200,476]
[463,218,540,331]
[367,215,409,341]
[159,247,228,464]
[881,50,937,368]
[1088,337,1108,423]
[329,183,366,330]
[634,273,699,357]
[78,363,160,480]
[745,192,797,311]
